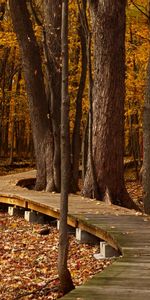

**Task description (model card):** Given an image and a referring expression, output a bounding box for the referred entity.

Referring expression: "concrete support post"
[100,241,119,258]
[76,228,100,244]
[8,206,25,217]
[24,211,46,224]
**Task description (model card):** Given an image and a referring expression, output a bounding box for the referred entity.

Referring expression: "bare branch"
[29,0,43,26]
[131,0,150,19]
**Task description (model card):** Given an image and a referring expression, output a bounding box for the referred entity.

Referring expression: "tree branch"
[29,0,43,26]
[131,0,150,20]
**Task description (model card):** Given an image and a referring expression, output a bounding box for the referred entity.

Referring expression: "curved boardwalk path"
[0,170,150,300]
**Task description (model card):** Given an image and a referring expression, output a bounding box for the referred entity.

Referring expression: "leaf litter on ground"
[0,165,144,299]
[0,212,113,300]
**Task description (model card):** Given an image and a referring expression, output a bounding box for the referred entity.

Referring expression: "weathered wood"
[0,170,150,299]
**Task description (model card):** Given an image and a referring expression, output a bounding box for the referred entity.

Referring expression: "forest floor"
[0,162,143,300]
[0,211,113,300]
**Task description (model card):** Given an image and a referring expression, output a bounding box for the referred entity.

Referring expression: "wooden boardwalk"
[0,170,150,299]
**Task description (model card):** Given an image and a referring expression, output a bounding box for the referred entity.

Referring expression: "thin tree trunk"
[0,2,5,21]
[0,49,10,156]
[3,48,16,157]
[58,0,74,295]
[82,115,89,180]
[71,0,87,192]
[9,69,21,165]
[143,2,150,213]
[135,2,150,212]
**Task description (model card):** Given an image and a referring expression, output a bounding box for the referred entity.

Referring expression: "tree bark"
[9,69,21,165]
[142,1,150,214]
[83,0,139,210]
[71,0,87,192]
[0,48,10,157]
[9,0,54,191]
[43,0,62,192]
[58,0,74,295]
[143,25,150,214]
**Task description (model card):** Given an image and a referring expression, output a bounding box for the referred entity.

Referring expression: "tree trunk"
[143,53,150,214]
[9,68,22,164]
[71,0,87,192]
[141,1,150,214]
[3,48,16,157]
[9,0,54,191]
[0,2,6,21]
[83,0,139,210]
[43,0,62,192]
[58,0,74,295]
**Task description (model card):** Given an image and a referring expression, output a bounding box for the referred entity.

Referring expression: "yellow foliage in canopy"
[125,0,149,155]
[0,0,149,158]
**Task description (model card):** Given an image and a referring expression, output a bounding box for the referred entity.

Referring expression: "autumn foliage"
[0,0,148,166]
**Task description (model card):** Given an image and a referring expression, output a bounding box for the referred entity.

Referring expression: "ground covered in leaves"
[0,163,144,299]
[0,212,112,300]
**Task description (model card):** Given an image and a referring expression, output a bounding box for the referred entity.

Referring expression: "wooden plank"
[0,195,27,208]
[61,285,150,300]
[1,171,150,300]
[27,201,60,218]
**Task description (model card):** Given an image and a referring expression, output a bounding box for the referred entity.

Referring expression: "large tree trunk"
[58,0,74,295]
[83,0,138,210]
[9,0,54,191]
[43,0,61,192]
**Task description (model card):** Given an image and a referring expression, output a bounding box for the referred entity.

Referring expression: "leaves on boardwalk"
[0,212,111,300]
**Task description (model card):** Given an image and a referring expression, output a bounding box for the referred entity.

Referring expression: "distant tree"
[83,0,139,210]
[0,1,6,21]
[58,0,74,294]
[9,0,54,191]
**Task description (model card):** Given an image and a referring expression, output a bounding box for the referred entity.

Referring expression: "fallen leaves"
[0,212,112,300]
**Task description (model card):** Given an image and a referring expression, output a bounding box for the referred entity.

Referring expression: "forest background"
[0,0,148,168]
[0,0,149,295]
[0,0,149,210]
